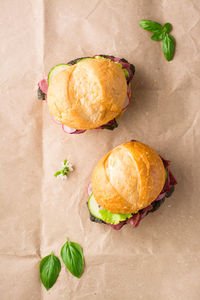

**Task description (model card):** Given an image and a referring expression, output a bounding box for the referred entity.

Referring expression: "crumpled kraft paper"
[0,0,200,299]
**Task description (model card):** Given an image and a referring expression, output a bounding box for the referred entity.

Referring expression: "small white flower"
[55,159,73,179]
[57,173,67,180]
[62,160,73,171]
[67,163,73,172]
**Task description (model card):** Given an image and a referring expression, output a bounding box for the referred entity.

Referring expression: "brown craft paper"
[1,0,200,299]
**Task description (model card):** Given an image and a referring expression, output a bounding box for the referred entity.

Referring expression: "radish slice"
[122,95,130,111]
[62,125,77,133]
[52,117,86,134]
[87,182,93,196]
[62,124,86,134]
[52,116,62,125]
[122,83,131,111]
[127,84,130,96]
[155,192,166,201]
[72,129,86,134]
[38,77,48,94]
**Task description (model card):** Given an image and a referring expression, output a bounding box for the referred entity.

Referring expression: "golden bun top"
[92,141,166,214]
[47,58,127,129]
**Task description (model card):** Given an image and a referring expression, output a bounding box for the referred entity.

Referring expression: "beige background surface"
[1,0,200,299]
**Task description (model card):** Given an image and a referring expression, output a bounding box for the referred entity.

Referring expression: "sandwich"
[87,141,177,230]
[38,55,135,134]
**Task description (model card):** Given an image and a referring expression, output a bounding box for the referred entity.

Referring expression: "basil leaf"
[54,171,61,177]
[162,34,175,61]
[149,197,166,214]
[39,252,61,290]
[101,119,118,130]
[165,185,175,198]
[151,32,165,41]
[162,23,172,34]
[139,20,162,33]
[61,238,84,278]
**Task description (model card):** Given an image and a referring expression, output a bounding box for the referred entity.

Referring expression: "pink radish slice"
[122,95,130,111]
[71,129,86,134]
[127,84,130,97]
[155,192,166,201]
[122,84,131,111]
[87,182,93,196]
[62,125,86,134]
[52,116,62,125]
[62,125,77,134]
[38,77,48,94]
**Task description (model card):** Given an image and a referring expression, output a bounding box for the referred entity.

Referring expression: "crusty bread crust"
[92,141,165,213]
[47,58,127,129]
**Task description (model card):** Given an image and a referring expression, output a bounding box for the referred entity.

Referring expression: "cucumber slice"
[47,64,69,85]
[77,57,94,63]
[88,193,133,224]
[88,193,102,220]
[94,55,111,62]
[113,62,129,78]
[123,68,129,78]
[114,62,122,68]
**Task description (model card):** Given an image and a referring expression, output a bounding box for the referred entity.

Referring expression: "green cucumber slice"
[114,62,122,68]
[88,193,102,220]
[113,62,129,78]
[88,193,133,224]
[47,64,69,85]
[94,55,110,61]
[48,56,129,87]
[77,57,94,63]
[123,68,129,78]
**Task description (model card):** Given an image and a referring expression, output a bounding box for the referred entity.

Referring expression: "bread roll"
[47,58,127,129]
[92,141,165,213]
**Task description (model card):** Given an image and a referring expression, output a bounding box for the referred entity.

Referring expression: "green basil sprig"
[138,20,162,32]
[61,238,84,278]
[39,252,61,290]
[139,20,175,61]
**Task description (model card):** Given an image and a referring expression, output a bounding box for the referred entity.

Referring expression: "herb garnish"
[61,238,84,278]
[54,159,73,179]
[39,252,61,290]
[101,119,118,130]
[139,20,175,61]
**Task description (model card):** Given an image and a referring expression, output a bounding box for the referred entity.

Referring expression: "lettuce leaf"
[99,209,132,225]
